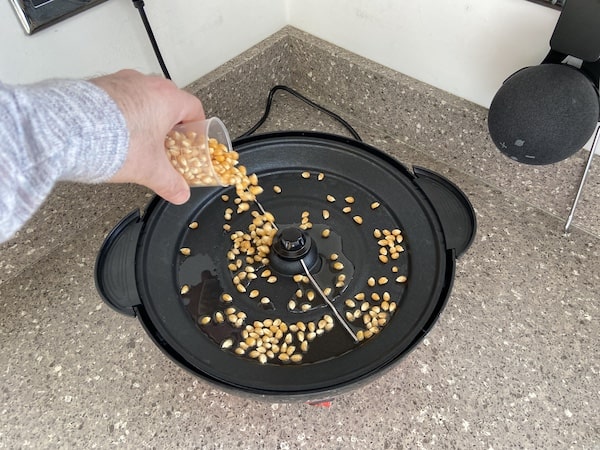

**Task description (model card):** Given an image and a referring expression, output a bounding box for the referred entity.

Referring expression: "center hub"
[270,227,320,275]
[273,227,310,259]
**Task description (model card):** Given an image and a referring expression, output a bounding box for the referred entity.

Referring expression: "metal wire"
[564,123,599,232]
[300,260,359,343]
[256,198,358,343]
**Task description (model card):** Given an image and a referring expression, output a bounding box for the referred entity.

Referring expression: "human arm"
[0,69,205,243]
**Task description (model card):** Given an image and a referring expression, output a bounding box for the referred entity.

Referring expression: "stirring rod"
[300,259,359,343]
[255,198,358,342]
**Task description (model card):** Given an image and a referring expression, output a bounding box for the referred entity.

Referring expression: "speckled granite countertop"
[0,27,598,449]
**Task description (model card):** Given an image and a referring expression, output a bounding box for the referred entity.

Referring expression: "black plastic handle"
[94,210,144,317]
[413,167,476,258]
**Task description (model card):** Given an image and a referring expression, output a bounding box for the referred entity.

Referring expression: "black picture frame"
[10,0,109,35]
[525,0,565,9]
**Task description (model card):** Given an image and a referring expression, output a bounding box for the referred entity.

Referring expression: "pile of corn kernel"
[175,148,410,364]
[165,131,247,187]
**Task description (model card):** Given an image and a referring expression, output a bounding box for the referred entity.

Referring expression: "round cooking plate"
[129,132,450,396]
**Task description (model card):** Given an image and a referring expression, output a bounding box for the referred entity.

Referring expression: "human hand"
[91,69,205,204]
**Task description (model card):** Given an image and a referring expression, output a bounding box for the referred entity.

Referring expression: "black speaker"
[488,0,600,165]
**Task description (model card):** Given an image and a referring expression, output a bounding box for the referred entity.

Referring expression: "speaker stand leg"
[565,123,600,232]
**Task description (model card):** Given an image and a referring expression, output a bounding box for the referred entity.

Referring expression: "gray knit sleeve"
[0,79,129,243]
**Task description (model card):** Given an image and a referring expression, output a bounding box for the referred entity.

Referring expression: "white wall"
[0,0,288,87]
[0,0,562,107]
[289,0,561,107]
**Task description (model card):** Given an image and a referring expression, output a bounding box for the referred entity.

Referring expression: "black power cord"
[130,7,361,141]
[238,85,363,142]
[132,0,171,80]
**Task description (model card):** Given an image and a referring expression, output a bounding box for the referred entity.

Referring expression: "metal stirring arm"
[300,259,359,343]
[565,123,599,232]
[254,198,359,342]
